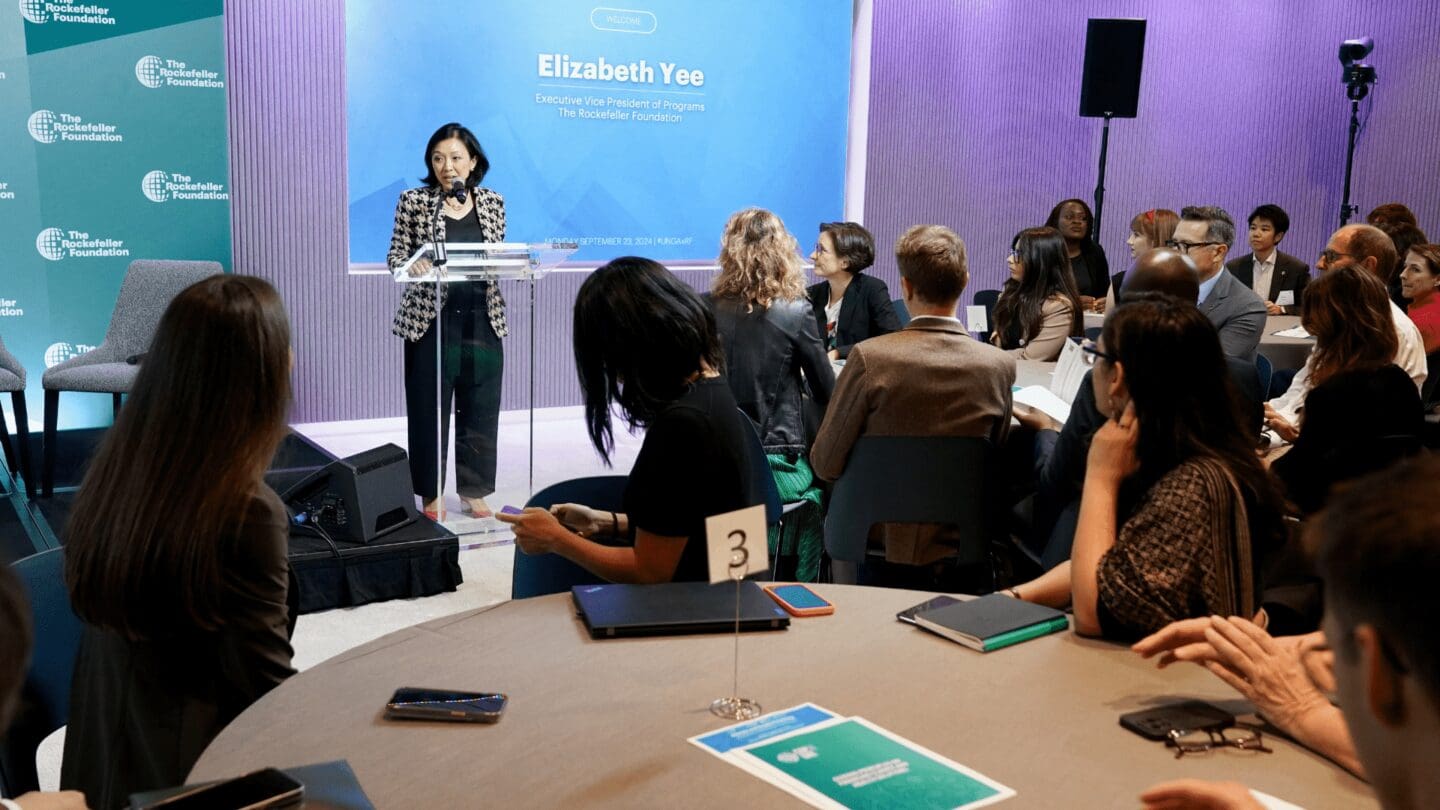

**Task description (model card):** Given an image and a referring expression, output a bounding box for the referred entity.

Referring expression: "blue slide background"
[346,1,851,264]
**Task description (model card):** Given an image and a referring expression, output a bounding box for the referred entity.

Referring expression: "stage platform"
[4,428,463,614]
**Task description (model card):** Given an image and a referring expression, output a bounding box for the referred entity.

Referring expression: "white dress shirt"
[1251,251,1276,300]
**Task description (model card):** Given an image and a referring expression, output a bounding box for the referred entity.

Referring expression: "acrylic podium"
[393,241,577,522]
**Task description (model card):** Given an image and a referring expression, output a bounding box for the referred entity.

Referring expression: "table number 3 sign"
[705,504,768,583]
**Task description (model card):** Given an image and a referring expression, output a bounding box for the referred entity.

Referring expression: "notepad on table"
[913,594,1069,652]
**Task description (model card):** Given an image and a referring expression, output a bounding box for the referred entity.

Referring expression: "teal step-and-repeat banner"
[1,1,230,431]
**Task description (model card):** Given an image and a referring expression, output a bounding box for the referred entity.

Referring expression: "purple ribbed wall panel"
[230,2,1440,421]
[863,1,1440,303]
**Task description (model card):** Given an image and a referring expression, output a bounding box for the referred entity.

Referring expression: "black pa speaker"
[281,443,418,544]
[1079,19,1147,118]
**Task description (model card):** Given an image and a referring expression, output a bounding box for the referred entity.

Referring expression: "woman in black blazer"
[806,221,902,360]
[389,122,508,519]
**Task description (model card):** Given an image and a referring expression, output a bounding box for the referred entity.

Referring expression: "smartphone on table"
[895,594,961,625]
[763,583,835,616]
[141,767,303,809]
[385,687,508,723]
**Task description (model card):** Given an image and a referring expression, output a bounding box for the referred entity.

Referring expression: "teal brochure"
[736,717,1015,809]
[690,703,838,755]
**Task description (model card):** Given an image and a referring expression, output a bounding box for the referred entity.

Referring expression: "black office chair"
[823,436,1002,588]
[0,548,82,797]
[511,476,628,599]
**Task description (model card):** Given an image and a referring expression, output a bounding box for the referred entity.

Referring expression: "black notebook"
[572,581,790,639]
[913,594,1069,652]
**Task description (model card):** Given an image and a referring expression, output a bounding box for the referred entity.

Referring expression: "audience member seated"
[1265,224,1427,442]
[1014,249,1263,569]
[810,225,1014,583]
[1100,208,1178,313]
[1167,205,1268,362]
[1139,454,1440,809]
[1399,244,1440,353]
[1,567,89,810]
[1377,222,1428,310]
[1008,295,1285,640]
[1264,267,1421,514]
[989,226,1083,361]
[1226,203,1310,315]
[1045,198,1109,309]
[499,257,752,584]
[59,276,297,809]
[1366,201,1418,229]
[708,208,835,581]
[805,221,901,360]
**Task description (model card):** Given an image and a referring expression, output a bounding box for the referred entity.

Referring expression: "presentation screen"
[346,1,852,265]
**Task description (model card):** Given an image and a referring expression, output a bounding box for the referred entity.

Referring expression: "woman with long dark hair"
[990,226,1083,360]
[1269,266,1419,514]
[1264,265,1401,442]
[1008,294,1285,639]
[60,275,296,807]
[709,208,834,580]
[389,122,507,520]
[1045,198,1111,309]
[499,258,753,583]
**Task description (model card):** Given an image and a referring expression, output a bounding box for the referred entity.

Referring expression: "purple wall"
[863,1,1440,302]
[229,1,1440,422]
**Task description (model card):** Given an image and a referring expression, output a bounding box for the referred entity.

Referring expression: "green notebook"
[913,593,1070,652]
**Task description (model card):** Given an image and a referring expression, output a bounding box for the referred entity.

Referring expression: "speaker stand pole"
[1339,97,1361,227]
[1092,112,1113,247]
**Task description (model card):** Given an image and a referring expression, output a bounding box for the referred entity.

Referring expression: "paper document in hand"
[1012,386,1070,425]
[1050,338,1087,402]
[1272,325,1313,339]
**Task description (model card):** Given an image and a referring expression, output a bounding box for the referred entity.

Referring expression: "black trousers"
[402,286,503,501]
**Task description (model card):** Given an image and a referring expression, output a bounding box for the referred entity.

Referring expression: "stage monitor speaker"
[1079,18,1147,118]
[281,443,418,544]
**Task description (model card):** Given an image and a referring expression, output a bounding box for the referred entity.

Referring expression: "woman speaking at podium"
[388,122,507,520]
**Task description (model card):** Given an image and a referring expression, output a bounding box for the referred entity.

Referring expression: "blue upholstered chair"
[823,436,1002,586]
[511,476,629,599]
[41,259,220,495]
[0,335,33,496]
[0,548,82,797]
[891,298,911,328]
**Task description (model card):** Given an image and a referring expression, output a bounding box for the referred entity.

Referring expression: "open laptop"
[571,582,790,639]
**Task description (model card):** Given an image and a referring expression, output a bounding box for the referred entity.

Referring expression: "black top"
[623,377,753,582]
[806,274,903,359]
[1271,364,1422,514]
[1068,242,1111,299]
[60,488,295,809]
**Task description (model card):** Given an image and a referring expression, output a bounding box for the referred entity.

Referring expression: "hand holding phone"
[763,583,834,617]
[385,687,508,723]
[141,767,303,809]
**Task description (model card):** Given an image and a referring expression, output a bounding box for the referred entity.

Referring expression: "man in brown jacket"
[811,224,1016,569]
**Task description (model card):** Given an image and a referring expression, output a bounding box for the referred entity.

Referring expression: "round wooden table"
[193,586,1374,808]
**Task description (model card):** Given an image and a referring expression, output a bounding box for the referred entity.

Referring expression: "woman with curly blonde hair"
[709,208,834,580]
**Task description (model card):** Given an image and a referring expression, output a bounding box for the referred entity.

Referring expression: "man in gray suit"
[812,224,1015,568]
[1169,205,1268,362]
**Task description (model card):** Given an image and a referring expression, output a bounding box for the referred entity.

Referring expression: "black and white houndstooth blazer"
[388,185,509,341]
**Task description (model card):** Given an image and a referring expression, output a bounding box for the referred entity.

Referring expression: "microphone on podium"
[449,178,468,203]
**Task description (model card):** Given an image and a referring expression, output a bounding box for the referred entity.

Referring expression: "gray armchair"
[0,334,33,496]
[41,259,221,495]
